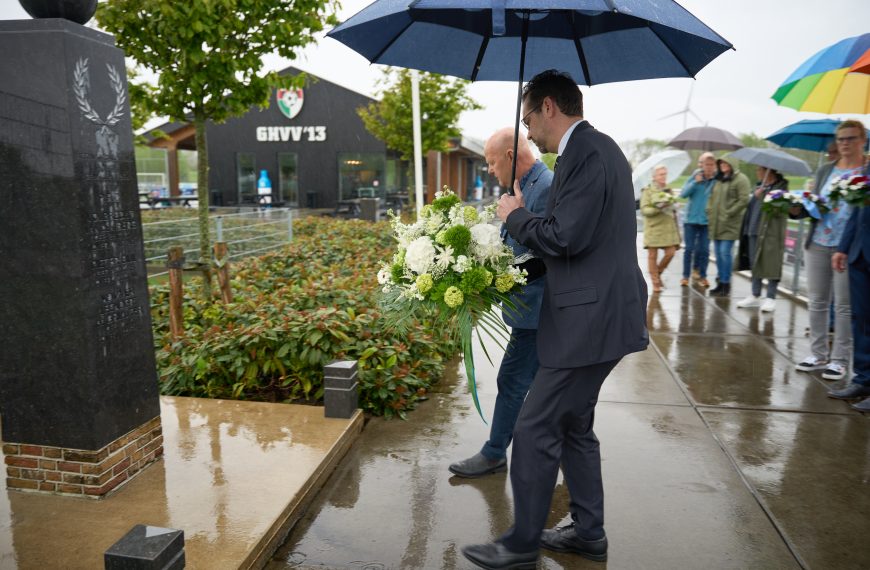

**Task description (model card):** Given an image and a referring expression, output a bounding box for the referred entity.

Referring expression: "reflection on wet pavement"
[270,255,867,570]
[704,409,870,570]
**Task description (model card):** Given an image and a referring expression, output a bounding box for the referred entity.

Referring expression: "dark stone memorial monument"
[0,2,163,498]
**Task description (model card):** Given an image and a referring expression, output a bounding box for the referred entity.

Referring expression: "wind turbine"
[660,82,704,130]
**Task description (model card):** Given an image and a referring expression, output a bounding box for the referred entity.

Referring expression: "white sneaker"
[796,356,827,372]
[822,362,847,380]
[736,295,762,308]
[760,298,776,312]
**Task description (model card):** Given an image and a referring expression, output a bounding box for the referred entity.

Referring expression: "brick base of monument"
[3,416,163,498]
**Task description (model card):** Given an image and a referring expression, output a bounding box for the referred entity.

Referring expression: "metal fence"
[143,209,294,278]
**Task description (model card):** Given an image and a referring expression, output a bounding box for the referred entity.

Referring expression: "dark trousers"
[501,359,620,553]
[850,254,870,385]
[682,223,709,278]
[481,327,540,460]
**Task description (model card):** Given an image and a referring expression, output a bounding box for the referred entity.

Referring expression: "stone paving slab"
[702,409,870,570]
[652,332,848,414]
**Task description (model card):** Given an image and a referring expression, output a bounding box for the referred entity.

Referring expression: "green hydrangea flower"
[463,206,479,224]
[435,230,448,245]
[495,273,515,293]
[460,266,493,294]
[442,225,472,255]
[444,286,464,308]
[420,204,432,218]
[416,273,434,295]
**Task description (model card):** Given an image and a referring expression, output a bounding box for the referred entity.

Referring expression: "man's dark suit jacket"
[505,121,649,368]
[838,206,870,264]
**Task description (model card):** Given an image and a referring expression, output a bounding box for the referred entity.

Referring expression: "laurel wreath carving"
[73,58,126,127]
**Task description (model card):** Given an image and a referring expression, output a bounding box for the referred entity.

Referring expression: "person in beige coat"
[640,165,681,293]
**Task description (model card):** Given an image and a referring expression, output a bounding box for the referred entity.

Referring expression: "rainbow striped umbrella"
[772,33,870,114]
[851,49,870,75]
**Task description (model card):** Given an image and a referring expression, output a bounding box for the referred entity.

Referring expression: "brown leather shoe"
[699,278,710,288]
[680,278,689,287]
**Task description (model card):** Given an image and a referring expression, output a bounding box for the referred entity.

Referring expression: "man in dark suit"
[829,199,870,411]
[462,70,649,569]
[449,127,553,478]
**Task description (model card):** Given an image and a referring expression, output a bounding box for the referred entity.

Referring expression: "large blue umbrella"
[328,0,732,185]
[328,0,733,84]
[766,118,869,153]
[766,119,841,153]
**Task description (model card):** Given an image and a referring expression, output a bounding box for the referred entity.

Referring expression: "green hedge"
[149,216,458,418]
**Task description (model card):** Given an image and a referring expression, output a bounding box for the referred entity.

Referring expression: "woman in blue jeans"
[679,153,717,287]
[706,156,751,296]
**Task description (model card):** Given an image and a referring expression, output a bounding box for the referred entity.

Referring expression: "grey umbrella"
[667,125,743,151]
[728,147,812,176]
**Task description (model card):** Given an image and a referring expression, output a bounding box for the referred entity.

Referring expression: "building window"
[338,152,385,201]
[134,146,168,196]
[237,153,256,204]
[277,152,299,207]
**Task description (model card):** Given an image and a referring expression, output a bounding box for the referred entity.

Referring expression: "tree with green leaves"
[97,0,339,297]
[357,68,481,201]
[622,137,668,168]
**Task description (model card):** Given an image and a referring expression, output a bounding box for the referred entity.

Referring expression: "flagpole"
[411,70,424,218]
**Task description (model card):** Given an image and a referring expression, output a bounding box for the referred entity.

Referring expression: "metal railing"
[143,209,294,278]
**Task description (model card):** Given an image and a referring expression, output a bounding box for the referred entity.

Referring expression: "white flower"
[377,266,391,285]
[469,223,504,261]
[452,255,472,273]
[479,203,498,224]
[405,236,436,274]
[435,245,455,268]
[426,213,444,234]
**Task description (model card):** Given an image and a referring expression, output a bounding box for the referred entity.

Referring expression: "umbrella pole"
[509,11,530,195]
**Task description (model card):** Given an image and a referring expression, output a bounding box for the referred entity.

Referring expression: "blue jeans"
[850,255,870,386]
[481,327,540,460]
[714,239,735,284]
[682,223,709,279]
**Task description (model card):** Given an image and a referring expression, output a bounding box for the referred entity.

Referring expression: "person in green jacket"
[706,156,751,296]
[736,167,788,312]
[640,165,681,293]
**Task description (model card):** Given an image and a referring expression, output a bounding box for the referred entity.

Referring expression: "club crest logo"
[276,88,304,120]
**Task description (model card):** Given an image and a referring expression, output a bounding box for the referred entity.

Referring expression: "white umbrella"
[632,149,691,200]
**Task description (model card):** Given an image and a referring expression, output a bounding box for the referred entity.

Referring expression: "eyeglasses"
[836,135,862,143]
[521,103,542,129]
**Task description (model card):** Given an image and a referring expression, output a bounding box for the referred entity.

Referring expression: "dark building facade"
[143,67,489,209]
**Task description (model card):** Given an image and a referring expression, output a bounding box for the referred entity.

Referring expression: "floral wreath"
[73,58,126,127]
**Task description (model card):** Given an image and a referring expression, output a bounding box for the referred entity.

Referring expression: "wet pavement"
[0,398,363,569]
[269,246,869,570]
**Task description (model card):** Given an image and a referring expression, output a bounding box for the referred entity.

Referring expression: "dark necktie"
[554,156,560,174]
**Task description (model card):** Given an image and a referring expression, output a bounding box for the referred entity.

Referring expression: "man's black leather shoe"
[461,542,538,570]
[448,453,506,478]
[540,523,608,562]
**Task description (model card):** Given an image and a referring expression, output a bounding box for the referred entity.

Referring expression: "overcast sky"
[2,0,869,147]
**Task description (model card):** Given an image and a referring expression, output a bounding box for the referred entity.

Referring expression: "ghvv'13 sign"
[256,126,327,142]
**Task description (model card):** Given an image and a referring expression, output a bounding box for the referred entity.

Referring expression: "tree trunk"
[194,113,212,299]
